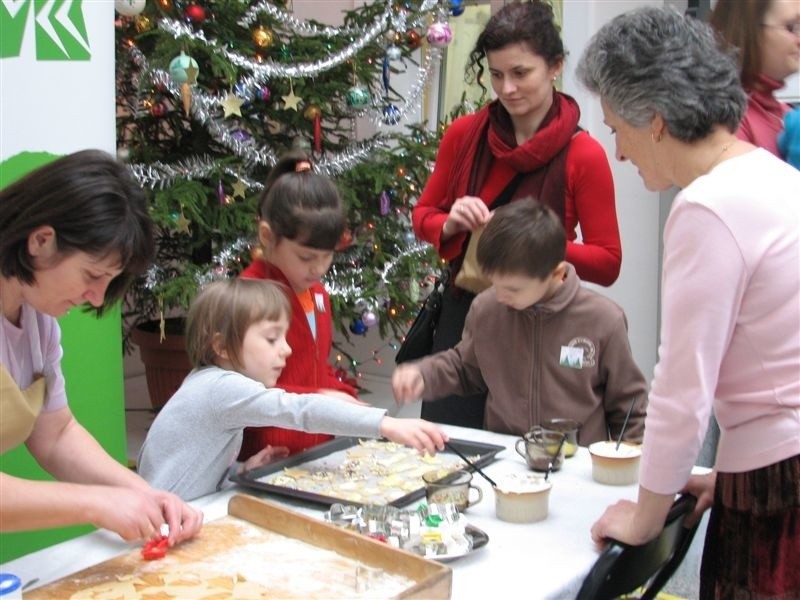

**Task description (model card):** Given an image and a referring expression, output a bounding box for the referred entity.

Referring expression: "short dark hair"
[709,0,770,90]
[467,1,565,94]
[258,151,346,250]
[186,278,291,370]
[0,149,154,315]
[477,200,565,280]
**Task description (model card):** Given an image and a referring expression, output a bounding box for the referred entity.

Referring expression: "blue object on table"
[0,574,21,598]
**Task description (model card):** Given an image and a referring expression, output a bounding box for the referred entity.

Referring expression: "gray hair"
[576,7,745,142]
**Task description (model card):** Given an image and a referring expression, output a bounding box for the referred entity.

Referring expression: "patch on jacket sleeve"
[560,337,596,368]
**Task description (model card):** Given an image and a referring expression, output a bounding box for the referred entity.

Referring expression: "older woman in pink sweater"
[578,8,800,598]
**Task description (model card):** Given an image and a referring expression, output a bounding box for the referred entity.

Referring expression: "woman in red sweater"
[238,152,361,459]
[411,1,621,429]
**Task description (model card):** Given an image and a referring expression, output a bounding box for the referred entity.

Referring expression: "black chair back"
[575,494,700,600]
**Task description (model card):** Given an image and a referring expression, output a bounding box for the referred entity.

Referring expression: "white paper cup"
[588,441,642,485]
[493,474,552,523]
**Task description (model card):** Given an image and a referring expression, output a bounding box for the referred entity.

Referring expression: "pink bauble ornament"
[426,22,453,47]
[362,311,378,328]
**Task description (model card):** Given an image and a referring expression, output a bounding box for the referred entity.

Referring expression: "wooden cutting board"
[27,495,451,599]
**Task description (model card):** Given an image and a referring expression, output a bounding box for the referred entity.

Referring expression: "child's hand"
[320,388,370,406]
[379,417,448,456]
[239,445,290,473]
[391,365,425,403]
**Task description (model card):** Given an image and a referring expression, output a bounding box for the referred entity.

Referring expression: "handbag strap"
[489,172,525,210]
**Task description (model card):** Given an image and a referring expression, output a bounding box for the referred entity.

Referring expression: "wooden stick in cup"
[544,433,568,482]
[616,396,638,450]
[444,441,497,488]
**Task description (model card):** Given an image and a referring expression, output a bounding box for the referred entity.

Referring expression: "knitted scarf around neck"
[446,91,581,222]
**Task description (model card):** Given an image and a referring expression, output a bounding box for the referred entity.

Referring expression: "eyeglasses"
[761,22,800,36]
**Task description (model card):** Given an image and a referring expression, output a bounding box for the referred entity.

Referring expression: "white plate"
[426,524,489,562]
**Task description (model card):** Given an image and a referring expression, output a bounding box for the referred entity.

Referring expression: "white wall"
[562,0,674,381]
[0,2,114,157]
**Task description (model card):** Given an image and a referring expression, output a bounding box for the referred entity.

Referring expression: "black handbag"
[395,275,447,364]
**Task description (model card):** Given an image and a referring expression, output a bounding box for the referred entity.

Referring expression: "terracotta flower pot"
[130,318,191,411]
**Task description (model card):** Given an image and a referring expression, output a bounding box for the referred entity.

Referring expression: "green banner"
[0,0,90,60]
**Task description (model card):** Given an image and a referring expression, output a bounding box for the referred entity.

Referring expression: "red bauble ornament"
[150,102,166,117]
[184,3,206,24]
[336,229,353,251]
[405,30,422,49]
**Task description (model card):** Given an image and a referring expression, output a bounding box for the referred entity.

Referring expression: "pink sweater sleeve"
[639,201,745,494]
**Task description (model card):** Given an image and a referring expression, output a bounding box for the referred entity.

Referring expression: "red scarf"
[446,91,581,224]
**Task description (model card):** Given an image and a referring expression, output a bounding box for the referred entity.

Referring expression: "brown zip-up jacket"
[416,264,647,445]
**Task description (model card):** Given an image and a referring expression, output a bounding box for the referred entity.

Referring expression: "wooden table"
[1,425,707,599]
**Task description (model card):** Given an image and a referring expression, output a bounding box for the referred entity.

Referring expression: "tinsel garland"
[143,236,435,305]
[128,138,384,190]
[153,2,446,127]
[128,46,388,177]
[128,155,265,190]
[194,237,255,287]
[238,0,439,36]
[160,17,383,79]
[126,3,447,165]
[142,236,254,293]
[371,46,442,126]
[325,242,435,304]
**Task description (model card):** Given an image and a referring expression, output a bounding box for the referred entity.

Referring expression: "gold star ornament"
[282,81,301,111]
[184,64,199,85]
[232,179,247,199]
[221,93,243,118]
[175,212,191,234]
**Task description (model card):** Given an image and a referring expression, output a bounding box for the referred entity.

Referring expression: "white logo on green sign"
[1,0,90,60]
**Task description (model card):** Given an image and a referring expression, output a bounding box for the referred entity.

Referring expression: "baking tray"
[231,436,504,508]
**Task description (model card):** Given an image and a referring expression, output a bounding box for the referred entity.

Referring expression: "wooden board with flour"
[26,495,451,600]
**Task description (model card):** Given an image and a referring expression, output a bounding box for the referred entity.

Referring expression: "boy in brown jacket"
[392,201,647,445]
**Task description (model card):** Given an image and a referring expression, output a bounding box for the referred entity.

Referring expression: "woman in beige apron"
[0,313,46,456]
[0,150,203,545]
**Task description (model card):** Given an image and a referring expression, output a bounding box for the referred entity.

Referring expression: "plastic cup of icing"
[493,473,552,523]
[588,441,642,485]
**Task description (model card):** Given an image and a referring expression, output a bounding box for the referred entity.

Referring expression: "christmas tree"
[115,0,468,356]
